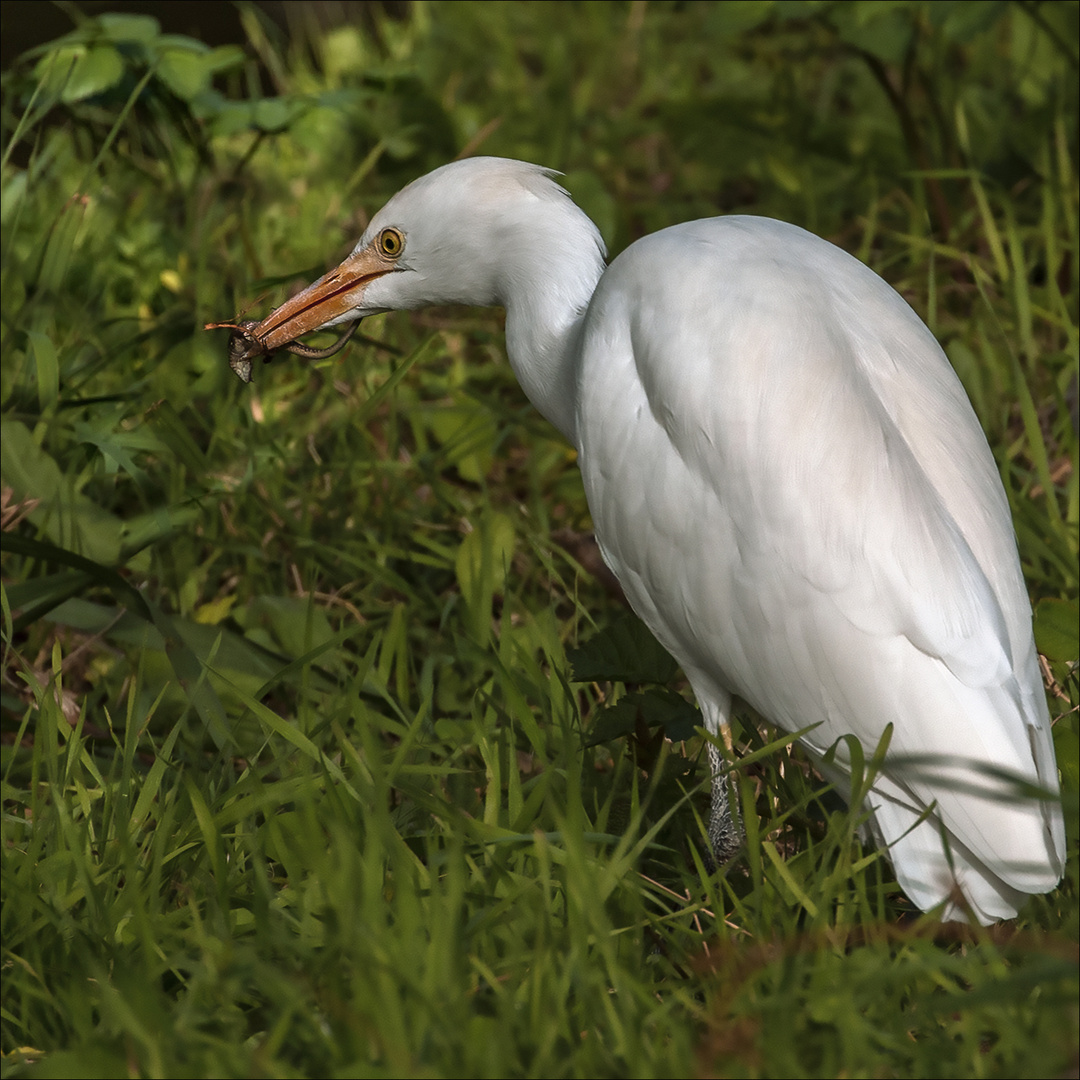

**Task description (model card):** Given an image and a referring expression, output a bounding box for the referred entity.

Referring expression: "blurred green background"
[2,3,1077,1077]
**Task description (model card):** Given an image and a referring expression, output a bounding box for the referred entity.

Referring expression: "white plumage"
[238,157,1064,923]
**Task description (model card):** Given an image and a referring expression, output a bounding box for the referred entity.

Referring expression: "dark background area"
[0,0,409,71]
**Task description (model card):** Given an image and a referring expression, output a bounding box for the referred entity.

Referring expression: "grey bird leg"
[705,741,741,869]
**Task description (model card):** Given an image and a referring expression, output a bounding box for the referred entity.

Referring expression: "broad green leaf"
[253,97,309,133]
[1034,598,1080,662]
[1052,724,1078,791]
[156,49,213,101]
[236,596,336,659]
[45,44,126,104]
[204,45,246,74]
[706,0,776,36]
[194,595,237,626]
[423,403,497,482]
[153,34,209,54]
[828,3,915,64]
[97,12,161,43]
[932,0,1008,41]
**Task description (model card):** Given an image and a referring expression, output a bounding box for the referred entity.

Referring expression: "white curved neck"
[493,197,606,445]
[502,273,598,447]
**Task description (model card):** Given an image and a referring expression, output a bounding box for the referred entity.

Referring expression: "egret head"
[247,157,605,356]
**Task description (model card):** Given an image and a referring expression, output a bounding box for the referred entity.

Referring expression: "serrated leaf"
[583,687,700,748]
[567,614,678,684]
[583,697,643,745]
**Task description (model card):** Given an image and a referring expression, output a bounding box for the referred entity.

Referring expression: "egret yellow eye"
[378,228,404,258]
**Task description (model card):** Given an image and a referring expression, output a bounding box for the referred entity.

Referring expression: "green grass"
[2,3,1078,1077]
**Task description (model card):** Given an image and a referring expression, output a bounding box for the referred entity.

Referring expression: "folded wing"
[577,216,1064,920]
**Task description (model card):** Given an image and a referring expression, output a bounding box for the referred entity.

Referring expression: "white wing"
[576,216,1064,921]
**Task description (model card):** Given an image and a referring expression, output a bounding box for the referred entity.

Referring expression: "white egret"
[223,157,1064,923]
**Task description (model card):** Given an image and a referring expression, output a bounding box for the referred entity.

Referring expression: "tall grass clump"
[2,3,1077,1077]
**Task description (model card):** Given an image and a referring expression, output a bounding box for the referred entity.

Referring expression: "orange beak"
[250,243,397,352]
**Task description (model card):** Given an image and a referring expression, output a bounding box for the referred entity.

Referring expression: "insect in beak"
[204,318,360,383]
